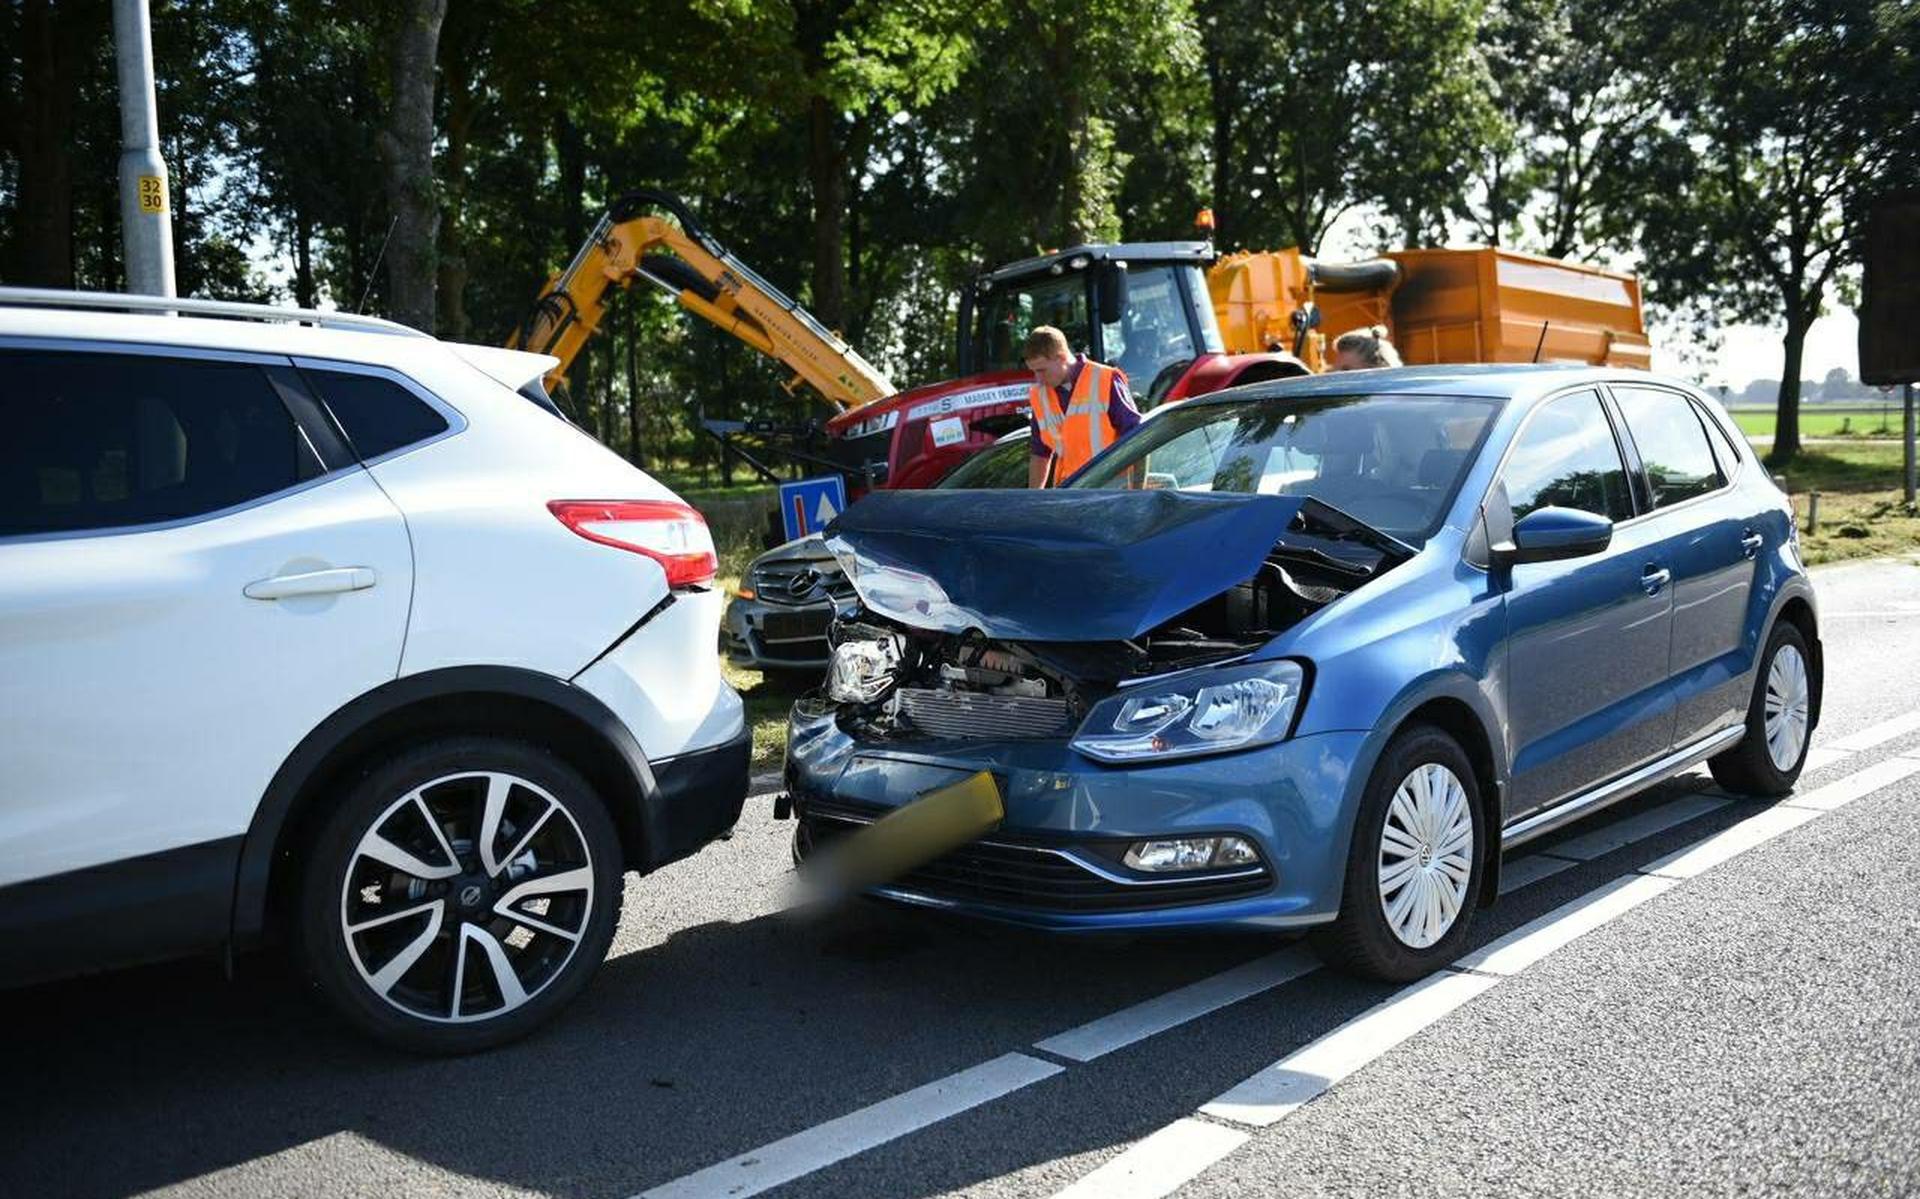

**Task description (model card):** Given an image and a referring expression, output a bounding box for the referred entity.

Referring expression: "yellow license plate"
[826,771,1004,891]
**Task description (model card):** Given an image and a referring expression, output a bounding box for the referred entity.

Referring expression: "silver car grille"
[751,562,852,607]
[895,688,1073,740]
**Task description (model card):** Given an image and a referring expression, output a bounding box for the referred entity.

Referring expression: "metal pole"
[1904,381,1916,507]
[112,0,175,297]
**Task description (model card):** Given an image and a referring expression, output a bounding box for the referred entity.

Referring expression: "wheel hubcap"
[1378,762,1474,950]
[340,771,594,1024]
[1763,643,1811,771]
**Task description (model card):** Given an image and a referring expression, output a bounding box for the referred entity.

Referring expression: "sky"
[1688,312,1861,392]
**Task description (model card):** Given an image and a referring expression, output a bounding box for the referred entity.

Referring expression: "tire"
[297,736,624,1054]
[1313,724,1485,982]
[1708,621,1814,798]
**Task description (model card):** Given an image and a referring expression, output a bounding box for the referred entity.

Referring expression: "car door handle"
[1740,530,1764,558]
[244,566,377,600]
[1641,565,1672,596]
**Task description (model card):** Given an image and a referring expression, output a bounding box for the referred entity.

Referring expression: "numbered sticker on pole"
[137,175,167,215]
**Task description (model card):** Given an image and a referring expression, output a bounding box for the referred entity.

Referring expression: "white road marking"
[1780,753,1920,812]
[1639,805,1820,879]
[1825,710,1920,753]
[1454,873,1678,976]
[1034,948,1319,1062]
[1817,609,1920,618]
[1497,853,1578,895]
[1197,971,1500,1129]
[1052,1118,1249,1199]
[636,1053,1061,1199]
[1800,744,1852,773]
[1541,793,1729,861]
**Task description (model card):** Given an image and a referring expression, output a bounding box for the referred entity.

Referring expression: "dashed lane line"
[1197,970,1501,1128]
[1454,873,1679,976]
[1825,710,1920,754]
[635,1053,1062,1199]
[1497,852,1578,895]
[1034,948,1319,1063]
[1540,793,1729,861]
[1778,752,1920,812]
[1052,1118,1251,1199]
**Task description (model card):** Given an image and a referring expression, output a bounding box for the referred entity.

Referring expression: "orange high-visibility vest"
[1029,360,1121,484]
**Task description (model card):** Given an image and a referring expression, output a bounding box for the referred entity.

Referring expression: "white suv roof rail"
[0,287,433,339]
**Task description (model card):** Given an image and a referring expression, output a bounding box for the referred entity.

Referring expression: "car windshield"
[973,264,1205,395]
[937,435,1031,488]
[1069,393,1502,542]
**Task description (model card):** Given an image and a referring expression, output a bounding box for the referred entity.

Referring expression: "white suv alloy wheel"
[341,771,595,1023]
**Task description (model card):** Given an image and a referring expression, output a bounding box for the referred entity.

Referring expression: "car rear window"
[303,368,449,461]
[1613,385,1725,509]
[0,349,318,537]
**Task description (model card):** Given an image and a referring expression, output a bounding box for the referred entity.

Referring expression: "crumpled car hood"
[823,490,1303,641]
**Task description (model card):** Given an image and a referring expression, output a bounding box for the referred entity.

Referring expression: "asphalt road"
[6,557,1918,1199]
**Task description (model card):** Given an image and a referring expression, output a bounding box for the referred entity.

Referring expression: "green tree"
[1634,0,1919,463]
[1465,0,1662,256]
[1202,0,1494,254]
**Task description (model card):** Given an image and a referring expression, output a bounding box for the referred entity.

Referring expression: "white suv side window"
[1,349,320,538]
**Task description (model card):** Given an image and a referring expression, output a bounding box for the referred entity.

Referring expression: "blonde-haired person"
[1328,325,1402,371]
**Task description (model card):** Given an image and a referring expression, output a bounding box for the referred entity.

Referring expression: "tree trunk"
[1771,316,1810,464]
[377,0,448,332]
[292,207,315,307]
[807,94,847,332]
[10,0,82,287]
[436,48,474,340]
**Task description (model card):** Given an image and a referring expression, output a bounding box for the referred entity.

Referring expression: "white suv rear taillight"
[548,500,717,588]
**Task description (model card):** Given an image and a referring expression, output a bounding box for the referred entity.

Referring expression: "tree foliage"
[2,0,1913,472]
[1630,0,1920,460]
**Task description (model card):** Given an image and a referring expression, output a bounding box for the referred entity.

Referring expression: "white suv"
[0,290,749,1052]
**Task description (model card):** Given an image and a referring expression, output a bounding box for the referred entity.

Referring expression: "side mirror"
[1097,261,1129,326]
[1494,506,1613,566]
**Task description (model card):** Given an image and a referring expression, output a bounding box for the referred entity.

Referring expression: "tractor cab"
[958,242,1227,405]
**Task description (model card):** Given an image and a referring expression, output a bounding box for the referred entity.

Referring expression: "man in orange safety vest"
[1023,326,1142,487]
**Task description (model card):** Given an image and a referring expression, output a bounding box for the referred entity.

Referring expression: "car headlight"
[1071,660,1305,763]
[827,633,902,703]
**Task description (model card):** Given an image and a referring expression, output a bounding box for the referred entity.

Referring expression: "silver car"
[722,430,1033,671]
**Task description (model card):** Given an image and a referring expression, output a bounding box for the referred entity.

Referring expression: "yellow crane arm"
[506,189,894,410]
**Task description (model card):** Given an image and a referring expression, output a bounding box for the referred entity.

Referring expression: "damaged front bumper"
[784,701,1368,931]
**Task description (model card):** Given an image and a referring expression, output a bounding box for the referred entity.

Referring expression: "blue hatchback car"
[784,366,1821,980]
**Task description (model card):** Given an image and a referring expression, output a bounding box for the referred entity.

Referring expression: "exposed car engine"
[818,528,1387,743]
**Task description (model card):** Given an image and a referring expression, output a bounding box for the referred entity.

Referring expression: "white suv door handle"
[244,567,377,600]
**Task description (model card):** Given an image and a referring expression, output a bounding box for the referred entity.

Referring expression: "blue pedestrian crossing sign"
[779,475,849,541]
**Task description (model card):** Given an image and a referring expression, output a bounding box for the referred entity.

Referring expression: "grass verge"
[1729,406,1909,440]
[1766,441,1920,566]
